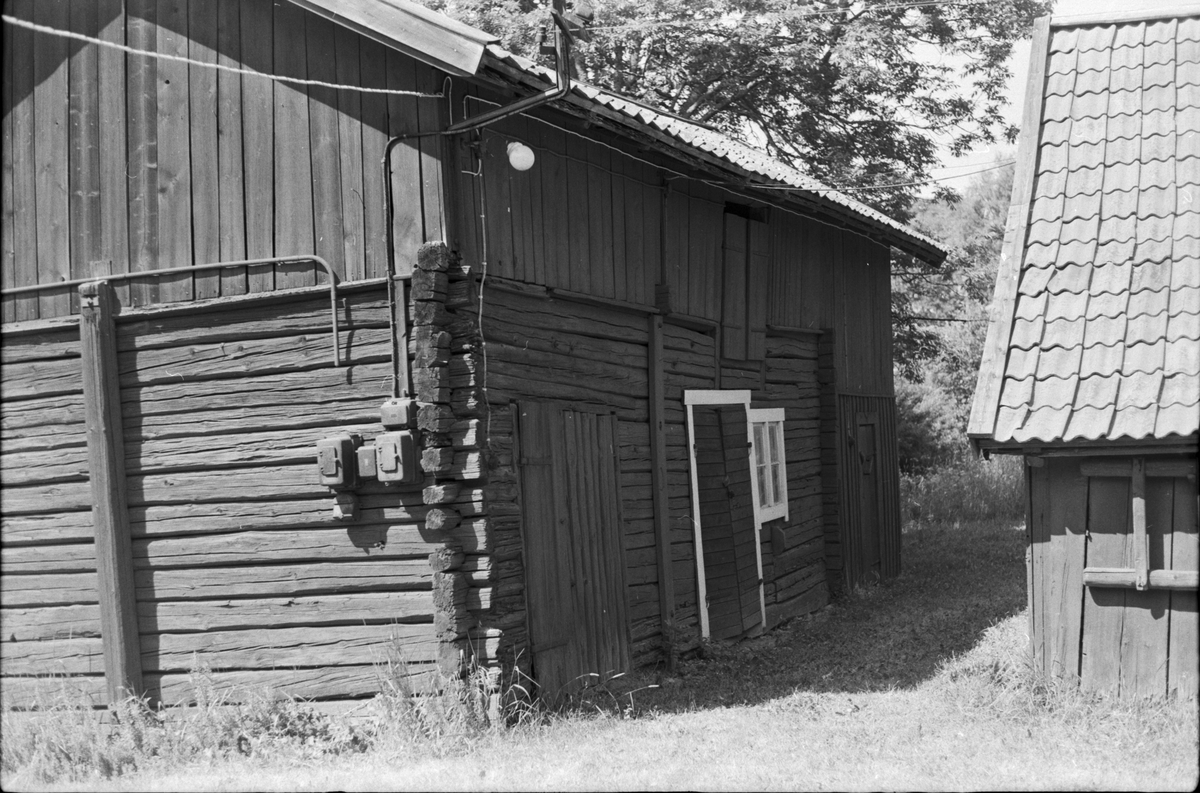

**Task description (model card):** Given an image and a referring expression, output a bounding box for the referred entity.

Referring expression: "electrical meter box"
[316,434,362,489]
[380,397,414,429]
[375,431,420,485]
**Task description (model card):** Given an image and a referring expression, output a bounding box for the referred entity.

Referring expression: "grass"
[900,452,1024,526]
[4,461,1197,791]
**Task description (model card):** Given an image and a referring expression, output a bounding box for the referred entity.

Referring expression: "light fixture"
[507,141,536,171]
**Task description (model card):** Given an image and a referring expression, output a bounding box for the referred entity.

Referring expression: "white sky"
[926,0,1195,191]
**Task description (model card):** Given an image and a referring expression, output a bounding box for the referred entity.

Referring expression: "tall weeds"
[901,453,1024,526]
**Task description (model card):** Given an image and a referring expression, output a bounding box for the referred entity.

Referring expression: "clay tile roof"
[970,9,1200,447]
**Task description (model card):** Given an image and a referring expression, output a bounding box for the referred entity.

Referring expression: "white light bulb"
[507,141,536,171]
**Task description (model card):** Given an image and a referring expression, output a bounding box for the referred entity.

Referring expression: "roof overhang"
[289,0,498,77]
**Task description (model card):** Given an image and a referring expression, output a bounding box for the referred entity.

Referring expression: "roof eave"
[289,0,499,77]
[477,51,947,265]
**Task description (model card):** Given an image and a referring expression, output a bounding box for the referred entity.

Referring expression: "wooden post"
[648,315,676,667]
[79,281,143,702]
[1131,457,1148,591]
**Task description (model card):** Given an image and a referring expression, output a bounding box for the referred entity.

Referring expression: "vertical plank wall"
[1030,457,1198,697]
[1,1,444,320]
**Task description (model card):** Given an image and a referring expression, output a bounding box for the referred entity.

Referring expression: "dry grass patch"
[4,510,1197,791]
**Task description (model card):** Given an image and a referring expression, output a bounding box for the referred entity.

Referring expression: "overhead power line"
[0,14,443,98]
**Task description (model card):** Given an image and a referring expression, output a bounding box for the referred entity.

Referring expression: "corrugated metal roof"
[973,12,1200,446]
[481,45,946,263]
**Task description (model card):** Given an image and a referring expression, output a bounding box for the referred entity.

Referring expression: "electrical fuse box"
[375,430,421,485]
[356,444,378,480]
[380,397,414,429]
[316,434,362,490]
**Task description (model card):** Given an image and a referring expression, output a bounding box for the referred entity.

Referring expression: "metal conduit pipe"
[1,256,343,366]
[379,14,573,396]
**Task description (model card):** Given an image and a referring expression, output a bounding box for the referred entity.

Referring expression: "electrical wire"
[1,13,442,99]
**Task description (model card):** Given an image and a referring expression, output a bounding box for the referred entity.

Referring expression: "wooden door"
[856,413,882,583]
[694,404,762,640]
[516,402,630,697]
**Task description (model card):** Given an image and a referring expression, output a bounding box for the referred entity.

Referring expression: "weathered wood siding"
[1,323,100,707]
[473,284,658,667]
[1028,456,1198,698]
[2,283,444,707]
[1,0,444,321]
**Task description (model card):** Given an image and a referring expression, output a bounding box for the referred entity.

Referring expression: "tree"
[422,0,1048,220]
[893,159,1014,455]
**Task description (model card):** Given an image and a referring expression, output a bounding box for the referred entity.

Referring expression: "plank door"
[516,402,630,697]
[694,404,762,640]
[855,412,883,583]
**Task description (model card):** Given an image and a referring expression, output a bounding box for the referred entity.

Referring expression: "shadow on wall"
[630,518,1027,710]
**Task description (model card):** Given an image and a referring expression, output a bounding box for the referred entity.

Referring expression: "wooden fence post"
[79,281,143,702]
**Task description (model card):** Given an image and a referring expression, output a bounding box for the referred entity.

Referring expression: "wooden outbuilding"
[969,9,1199,697]
[1,0,945,710]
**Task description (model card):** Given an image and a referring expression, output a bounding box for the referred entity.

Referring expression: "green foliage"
[421,0,1048,219]
[893,160,1014,436]
[900,453,1024,526]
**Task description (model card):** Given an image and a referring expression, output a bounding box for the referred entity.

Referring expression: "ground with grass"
[4,461,1198,791]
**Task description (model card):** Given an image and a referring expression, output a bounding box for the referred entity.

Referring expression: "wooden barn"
[969,9,1199,698]
[1,0,946,710]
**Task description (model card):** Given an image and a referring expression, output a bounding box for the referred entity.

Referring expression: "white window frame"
[749,408,789,523]
[682,389,766,639]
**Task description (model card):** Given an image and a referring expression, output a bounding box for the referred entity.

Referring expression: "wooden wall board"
[618,155,643,305]
[33,0,71,318]
[216,0,246,292]
[663,184,688,314]
[148,663,435,705]
[501,116,532,284]
[155,0,194,302]
[1080,476,1131,693]
[8,0,38,321]
[1167,476,1198,697]
[187,0,220,299]
[240,0,274,284]
[384,48,423,276]
[97,0,131,306]
[272,1,315,288]
[586,140,616,299]
[141,623,438,672]
[534,122,570,289]
[68,0,101,308]
[414,62,445,246]
[1041,459,1086,680]
[306,14,347,279]
[609,146,628,303]
[356,36,389,279]
[747,219,769,360]
[564,136,591,293]
[1117,476,1173,696]
[722,213,748,360]
[2,2,14,324]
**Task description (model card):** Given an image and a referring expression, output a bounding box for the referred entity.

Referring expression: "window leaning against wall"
[749,408,788,522]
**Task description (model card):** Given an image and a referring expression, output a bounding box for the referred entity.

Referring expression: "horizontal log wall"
[1,322,101,707]
[3,282,444,708]
[2,0,444,321]
[757,334,830,625]
[661,321,717,653]
[472,281,660,668]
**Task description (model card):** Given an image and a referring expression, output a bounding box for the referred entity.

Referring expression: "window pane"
[770,461,782,506]
[769,422,781,465]
[757,462,769,508]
